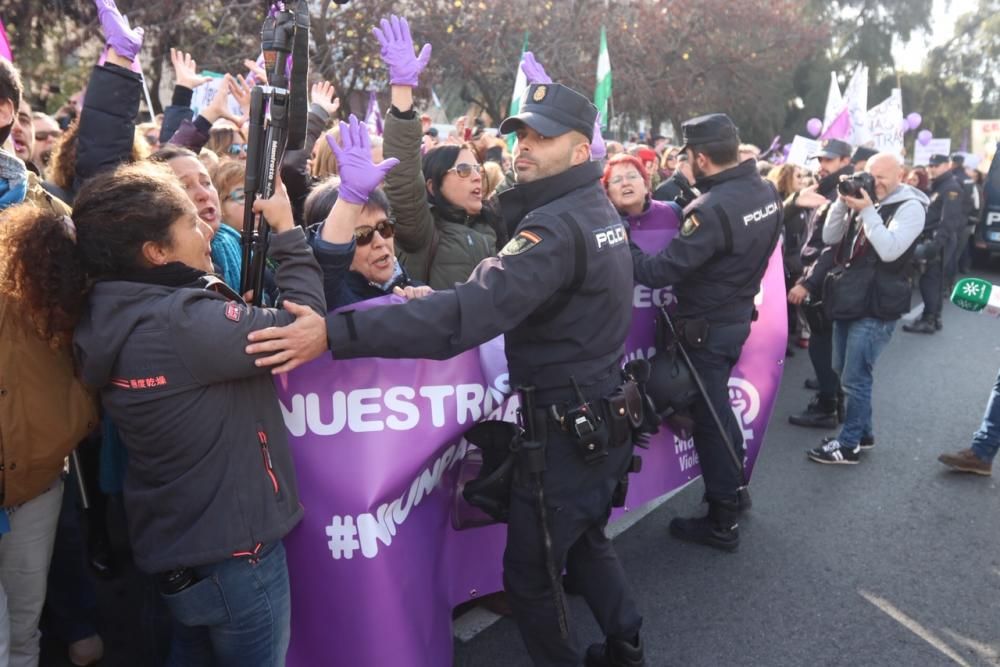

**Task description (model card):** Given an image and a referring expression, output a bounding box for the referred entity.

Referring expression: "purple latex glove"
[520,52,552,85]
[327,115,399,205]
[591,114,606,161]
[372,15,432,87]
[95,0,144,61]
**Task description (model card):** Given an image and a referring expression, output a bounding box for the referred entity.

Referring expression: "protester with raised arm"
[378,16,505,288]
[307,115,432,308]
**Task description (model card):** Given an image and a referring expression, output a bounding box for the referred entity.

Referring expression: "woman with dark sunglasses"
[377,17,506,289]
[307,116,432,309]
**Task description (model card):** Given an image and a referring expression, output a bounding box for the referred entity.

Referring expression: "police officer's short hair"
[0,58,23,110]
[689,137,739,166]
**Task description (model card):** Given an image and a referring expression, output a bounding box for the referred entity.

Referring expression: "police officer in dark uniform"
[247,83,645,667]
[904,153,964,334]
[630,114,781,552]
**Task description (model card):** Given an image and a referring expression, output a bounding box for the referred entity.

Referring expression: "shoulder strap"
[712,205,734,254]
[524,212,588,326]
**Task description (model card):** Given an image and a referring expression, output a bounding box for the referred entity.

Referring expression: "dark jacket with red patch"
[73,228,325,573]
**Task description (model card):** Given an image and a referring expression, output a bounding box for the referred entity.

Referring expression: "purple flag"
[761,135,782,160]
[820,107,851,141]
[365,90,383,136]
[0,20,12,62]
[278,221,787,666]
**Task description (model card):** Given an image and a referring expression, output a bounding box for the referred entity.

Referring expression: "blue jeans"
[970,366,1000,462]
[163,541,291,667]
[833,318,896,447]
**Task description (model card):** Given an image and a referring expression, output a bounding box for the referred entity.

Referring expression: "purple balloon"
[782,144,791,155]
[906,112,922,130]
[918,129,933,146]
[806,117,823,137]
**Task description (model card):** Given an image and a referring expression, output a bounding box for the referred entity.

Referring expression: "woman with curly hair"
[7,159,325,664]
[0,205,97,666]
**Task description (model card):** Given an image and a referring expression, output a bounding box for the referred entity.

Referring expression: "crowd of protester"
[1,1,997,665]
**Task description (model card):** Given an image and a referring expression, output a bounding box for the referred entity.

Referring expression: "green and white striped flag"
[507,32,530,152]
[594,26,611,131]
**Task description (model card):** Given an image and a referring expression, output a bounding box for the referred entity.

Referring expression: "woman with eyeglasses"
[211,159,248,232]
[207,126,247,161]
[307,116,431,310]
[602,154,680,233]
[377,18,505,289]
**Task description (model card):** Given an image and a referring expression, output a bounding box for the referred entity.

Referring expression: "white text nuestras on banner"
[279,375,511,437]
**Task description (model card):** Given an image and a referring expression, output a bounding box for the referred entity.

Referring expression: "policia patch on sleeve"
[499,230,542,257]
[680,214,702,237]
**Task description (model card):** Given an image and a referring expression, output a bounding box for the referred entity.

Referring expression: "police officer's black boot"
[585,633,645,667]
[934,314,943,331]
[903,316,936,334]
[788,394,838,429]
[668,499,739,552]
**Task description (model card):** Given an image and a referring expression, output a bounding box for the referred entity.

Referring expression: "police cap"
[499,83,597,141]
[950,153,965,166]
[851,146,877,164]
[811,138,852,160]
[679,113,739,152]
[928,154,950,166]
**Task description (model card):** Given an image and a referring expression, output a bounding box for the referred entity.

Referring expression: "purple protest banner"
[279,223,786,666]
[0,20,11,62]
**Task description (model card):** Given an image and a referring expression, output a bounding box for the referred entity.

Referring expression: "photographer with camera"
[807,153,928,464]
[903,153,964,334]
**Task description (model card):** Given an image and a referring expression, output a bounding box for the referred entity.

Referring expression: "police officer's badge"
[681,214,701,237]
[533,85,547,102]
[948,191,959,200]
[499,230,542,256]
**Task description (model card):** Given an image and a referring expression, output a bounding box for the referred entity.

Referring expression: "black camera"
[837,172,877,201]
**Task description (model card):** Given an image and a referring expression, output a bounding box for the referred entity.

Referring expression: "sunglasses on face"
[228,188,245,203]
[228,143,248,156]
[354,219,395,246]
[447,163,483,178]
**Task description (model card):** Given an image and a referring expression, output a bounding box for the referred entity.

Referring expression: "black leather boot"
[903,317,935,334]
[669,500,740,552]
[788,394,838,429]
[585,634,646,667]
[934,314,943,330]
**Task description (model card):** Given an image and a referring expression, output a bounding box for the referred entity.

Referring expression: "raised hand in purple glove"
[95,0,144,61]
[372,15,432,87]
[591,114,607,161]
[520,52,552,85]
[327,115,400,205]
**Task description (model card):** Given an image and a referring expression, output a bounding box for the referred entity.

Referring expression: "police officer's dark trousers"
[917,244,945,319]
[503,425,642,666]
[685,320,752,502]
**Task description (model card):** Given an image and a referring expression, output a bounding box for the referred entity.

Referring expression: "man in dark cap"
[904,153,963,333]
[629,113,782,552]
[243,25,646,663]
[787,138,856,430]
[851,146,878,172]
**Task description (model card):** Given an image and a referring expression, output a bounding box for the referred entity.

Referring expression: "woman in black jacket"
[13,159,325,666]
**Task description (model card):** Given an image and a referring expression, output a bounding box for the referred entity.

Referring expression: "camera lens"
[837,179,860,197]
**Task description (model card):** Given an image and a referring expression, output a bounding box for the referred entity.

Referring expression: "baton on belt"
[659,307,751,507]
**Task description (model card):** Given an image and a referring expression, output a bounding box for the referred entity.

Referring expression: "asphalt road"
[454,272,1000,667]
